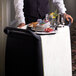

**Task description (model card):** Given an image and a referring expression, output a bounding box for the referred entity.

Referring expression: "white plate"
[34,31,56,35]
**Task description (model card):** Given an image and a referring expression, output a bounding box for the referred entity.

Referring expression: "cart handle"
[67,18,71,26]
[65,18,72,26]
[4,27,40,40]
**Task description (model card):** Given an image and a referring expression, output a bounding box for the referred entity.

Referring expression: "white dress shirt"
[14,0,67,25]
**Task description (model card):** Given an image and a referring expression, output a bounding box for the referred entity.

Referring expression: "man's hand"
[64,13,73,23]
[17,23,25,28]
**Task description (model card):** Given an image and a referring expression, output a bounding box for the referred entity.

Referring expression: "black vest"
[23,0,49,18]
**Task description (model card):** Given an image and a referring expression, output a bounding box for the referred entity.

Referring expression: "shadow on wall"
[64,0,76,22]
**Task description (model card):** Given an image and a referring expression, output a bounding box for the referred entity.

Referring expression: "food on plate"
[45,28,54,32]
[29,22,38,27]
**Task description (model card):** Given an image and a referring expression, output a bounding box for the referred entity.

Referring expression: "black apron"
[23,0,50,24]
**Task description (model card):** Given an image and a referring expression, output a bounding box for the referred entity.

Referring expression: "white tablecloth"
[41,26,72,76]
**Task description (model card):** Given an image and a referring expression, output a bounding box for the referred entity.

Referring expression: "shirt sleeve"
[14,0,25,25]
[53,0,67,13]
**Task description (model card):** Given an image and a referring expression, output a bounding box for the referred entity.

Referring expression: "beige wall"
[0,0,4,76]
[0,0,11,76]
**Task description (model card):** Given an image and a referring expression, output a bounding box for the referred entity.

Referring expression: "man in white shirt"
[14,0,73,27]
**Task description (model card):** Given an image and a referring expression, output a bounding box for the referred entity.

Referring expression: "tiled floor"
[70,22,76,76]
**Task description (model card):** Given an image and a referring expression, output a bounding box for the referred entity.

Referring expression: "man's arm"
[14,0,25,27]
[53,0,73,23]
[53,0,67,14]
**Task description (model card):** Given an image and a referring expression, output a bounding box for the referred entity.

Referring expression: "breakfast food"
[27,18,54,32]
[19,12,58,32]
[45,28,54,32]
[34,21,51,31]
[29,22,38,27]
